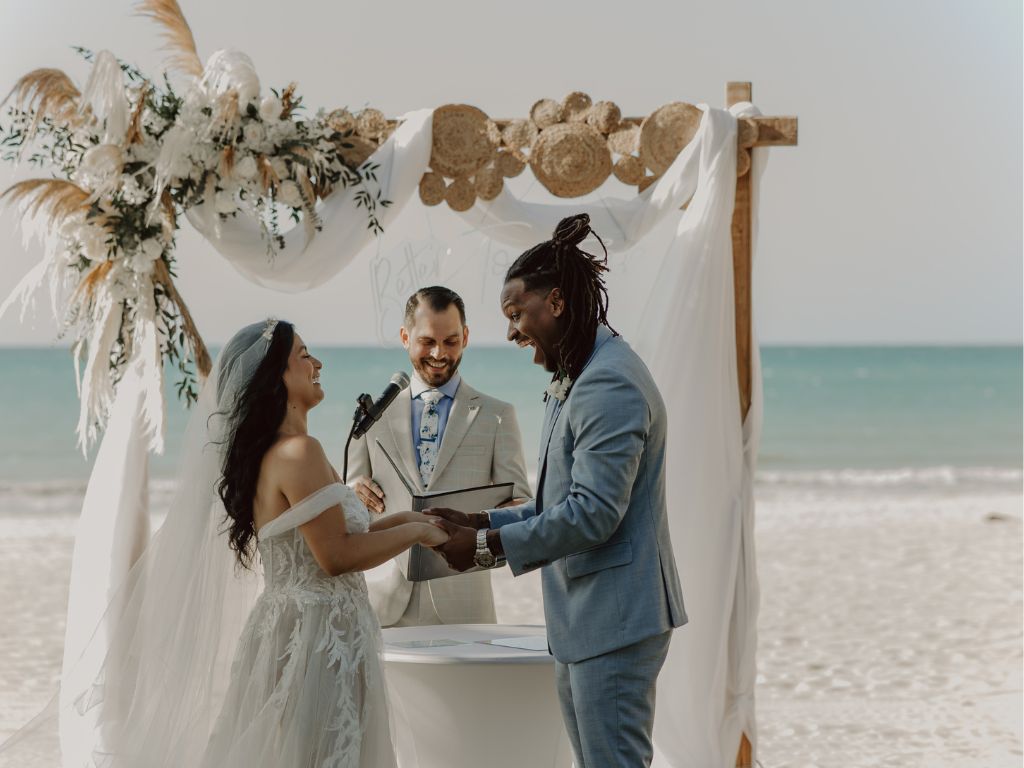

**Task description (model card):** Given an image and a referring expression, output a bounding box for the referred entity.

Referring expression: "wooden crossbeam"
[749,115,798,146]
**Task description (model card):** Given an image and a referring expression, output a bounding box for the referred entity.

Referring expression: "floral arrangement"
[0,0,390,452]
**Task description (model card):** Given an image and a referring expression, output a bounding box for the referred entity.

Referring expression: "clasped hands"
[422,508,490,572]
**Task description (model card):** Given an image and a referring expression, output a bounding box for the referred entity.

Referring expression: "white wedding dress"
[200,482,396,768]
[0,325,401,767]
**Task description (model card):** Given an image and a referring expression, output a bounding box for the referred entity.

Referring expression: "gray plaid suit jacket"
[348,378,531,626]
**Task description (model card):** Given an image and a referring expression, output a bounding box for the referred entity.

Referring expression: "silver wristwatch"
[473,528,497,569]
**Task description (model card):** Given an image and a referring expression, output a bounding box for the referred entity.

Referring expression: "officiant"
[348,286,531,627]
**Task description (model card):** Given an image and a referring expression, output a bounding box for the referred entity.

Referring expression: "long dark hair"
[505,213,616,380]
[216,321,295,568]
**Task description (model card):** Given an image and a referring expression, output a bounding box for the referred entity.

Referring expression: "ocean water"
[0,346,1020,497]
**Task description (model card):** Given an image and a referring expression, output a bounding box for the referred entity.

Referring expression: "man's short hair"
[404,286,467,327]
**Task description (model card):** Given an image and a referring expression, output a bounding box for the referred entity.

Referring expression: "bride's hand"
[416,521,449,548]
[396,511,435,526]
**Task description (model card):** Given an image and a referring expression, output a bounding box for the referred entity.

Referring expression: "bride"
[199,318,447,766]
[5,319,447,767]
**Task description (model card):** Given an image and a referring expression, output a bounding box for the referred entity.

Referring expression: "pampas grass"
[1,179,91,228]
[2,68,83,133]
[135,0,203,79]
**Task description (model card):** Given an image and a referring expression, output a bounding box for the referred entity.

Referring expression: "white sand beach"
[1,484,1021,767]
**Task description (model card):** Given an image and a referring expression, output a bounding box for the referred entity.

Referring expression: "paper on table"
[387,639,471,649]
[479,635,549,652]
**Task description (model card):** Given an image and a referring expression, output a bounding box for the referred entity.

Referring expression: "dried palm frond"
[256,154,279,194]
[135,0,203,79]
[218,145,235,178]
[294,165,320,241]
[158,189,176,242]
[125,82,151,144]
[153,258,211,378]
[280,82,299,119]
[73,259,115,301]
[1,178,91,228]
[2,68,82,131]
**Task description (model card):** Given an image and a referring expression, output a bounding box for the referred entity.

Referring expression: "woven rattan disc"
[419,171,446,206]
[737,118,759,149]
[613,155,644,185]
[497,151,527,178]
[501,119,538,152]
[486,119,502,148]
[587,101,621,134]
[607,123,640,156]
[736,148,751,177]
[430,104,496,179]
[445,176,476,211]
[337,136,377,169]
[530,99,563,129]
[530,122,611,198]
[355,108,387,140]
[562,91,592,123]
[474,165,503,201]
[639,102,702,175]
[637,175,657,193]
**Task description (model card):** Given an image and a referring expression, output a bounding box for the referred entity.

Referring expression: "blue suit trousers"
[554,630,672,768]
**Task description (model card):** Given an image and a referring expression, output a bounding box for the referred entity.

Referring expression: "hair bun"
[552,213,591,247]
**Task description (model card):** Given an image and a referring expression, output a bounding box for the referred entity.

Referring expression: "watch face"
[474,551,496,569]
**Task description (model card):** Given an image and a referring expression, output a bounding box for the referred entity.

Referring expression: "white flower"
[76,144,124,192]
[155,126,196,182]
[259,95,283,122]
[242,121,266,147]
[265,118,295,145]
[270,156,289,179]
[545,376,573,402]
[120,175,149,205]
[141,238,163,262]
[276,179,303,208]
[214,189,239,214]
[128,251,157,275]
[233,154,258,181]
[80,225,109,263]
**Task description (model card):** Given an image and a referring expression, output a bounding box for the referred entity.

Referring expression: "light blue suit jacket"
[488,326,686,664]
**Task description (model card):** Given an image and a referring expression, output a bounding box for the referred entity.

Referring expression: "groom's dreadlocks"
[505,213,617,381]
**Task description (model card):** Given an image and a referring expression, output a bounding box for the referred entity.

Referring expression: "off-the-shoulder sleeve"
[257,483,352,539]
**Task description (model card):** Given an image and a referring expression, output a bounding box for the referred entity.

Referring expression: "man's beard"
[414,354,462,386]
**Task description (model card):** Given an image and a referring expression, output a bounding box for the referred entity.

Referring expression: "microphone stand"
[343,393,374,484]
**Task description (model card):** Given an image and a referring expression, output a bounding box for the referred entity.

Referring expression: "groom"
[429,215,686,768]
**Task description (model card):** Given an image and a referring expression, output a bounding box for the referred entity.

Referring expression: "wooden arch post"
[727,80,797,768]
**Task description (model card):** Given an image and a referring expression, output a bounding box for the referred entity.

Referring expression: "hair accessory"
[261,317,279,342]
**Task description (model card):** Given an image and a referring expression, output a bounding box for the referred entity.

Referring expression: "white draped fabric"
[185,109,435,293]
[57,102,767,767]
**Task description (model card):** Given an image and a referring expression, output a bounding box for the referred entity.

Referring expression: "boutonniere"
[544,373,573,403]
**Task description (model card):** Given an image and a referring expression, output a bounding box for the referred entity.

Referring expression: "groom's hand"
[423,507,488,530]
[432,519,478,572]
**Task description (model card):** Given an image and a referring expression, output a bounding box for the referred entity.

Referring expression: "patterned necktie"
[417,389,444,488]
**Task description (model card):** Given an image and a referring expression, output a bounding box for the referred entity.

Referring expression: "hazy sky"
[0,0,1020,346]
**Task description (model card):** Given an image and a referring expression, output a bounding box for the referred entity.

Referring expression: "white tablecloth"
[382,624,573,768]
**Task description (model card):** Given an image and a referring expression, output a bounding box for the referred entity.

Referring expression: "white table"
[382,624,573,768]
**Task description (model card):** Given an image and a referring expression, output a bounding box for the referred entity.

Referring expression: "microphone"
[352,372,411,439]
